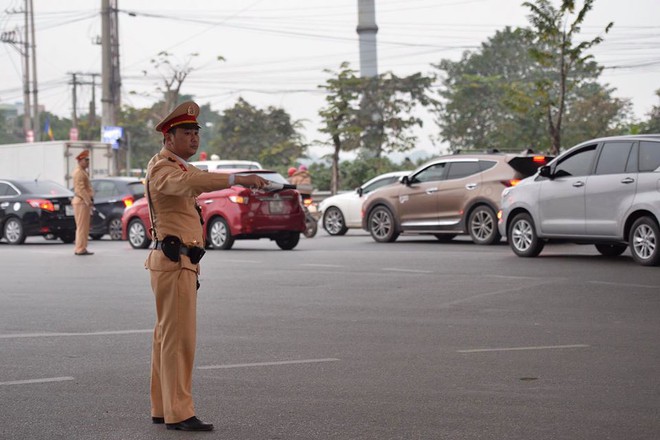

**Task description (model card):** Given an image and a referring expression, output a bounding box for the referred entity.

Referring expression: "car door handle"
[621,177,635,184]
[572,181,585,187]
[465,183,478,190]
[426,188,438,194]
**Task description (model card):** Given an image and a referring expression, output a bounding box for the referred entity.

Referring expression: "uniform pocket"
[145,250,182,272]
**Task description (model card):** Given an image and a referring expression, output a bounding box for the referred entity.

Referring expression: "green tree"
[318,63,363,194]
[208,98,306,169]
[523,0,613,154]
[360,72,436,158]
[641,90,660,134]
[435,27,546,152]
[0,110,23,144]
[117,105,162,172]
[318,62,434,193]
[562,82,632,146]
[435,25,629,154]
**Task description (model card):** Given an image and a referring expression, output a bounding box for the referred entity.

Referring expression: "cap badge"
[187,105,195,115]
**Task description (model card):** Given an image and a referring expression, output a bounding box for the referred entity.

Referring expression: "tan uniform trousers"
[150,266,197,424]
[72,198,91,254]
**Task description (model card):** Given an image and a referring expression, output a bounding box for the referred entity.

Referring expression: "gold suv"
[361,152,550,244]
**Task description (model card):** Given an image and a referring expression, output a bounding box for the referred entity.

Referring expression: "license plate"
[65,205,74,216]
[269,200,284,214]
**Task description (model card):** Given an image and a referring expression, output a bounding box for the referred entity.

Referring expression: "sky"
[0,0,659,161]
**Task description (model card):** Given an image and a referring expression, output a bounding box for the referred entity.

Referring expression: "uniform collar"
[160,147,189,170]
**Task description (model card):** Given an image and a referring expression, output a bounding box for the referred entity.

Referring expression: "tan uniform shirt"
[72,165,94,206]
[144,148,234,271]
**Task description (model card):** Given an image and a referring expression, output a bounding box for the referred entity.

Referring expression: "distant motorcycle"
[264,182,318,238]
[301,195,319,238]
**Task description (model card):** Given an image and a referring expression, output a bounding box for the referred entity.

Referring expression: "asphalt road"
[0,231,658,440]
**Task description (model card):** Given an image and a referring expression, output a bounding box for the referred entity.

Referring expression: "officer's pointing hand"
[237,174,269,189]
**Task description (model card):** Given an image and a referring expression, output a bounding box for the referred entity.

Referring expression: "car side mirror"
[357,187,363,197]
[539,165,553,179]
[401,175,410,186]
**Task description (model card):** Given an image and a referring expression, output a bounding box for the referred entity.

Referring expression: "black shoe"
[152,417,165,424]
[74,250,94,255]
[166,416,214,431]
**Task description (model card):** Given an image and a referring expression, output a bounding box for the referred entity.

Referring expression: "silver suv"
[498,135,660,266]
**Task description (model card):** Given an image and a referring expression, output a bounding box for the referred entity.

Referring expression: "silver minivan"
[498,135,660,266]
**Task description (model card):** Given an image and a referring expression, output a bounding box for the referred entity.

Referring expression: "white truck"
[0,141,114,187]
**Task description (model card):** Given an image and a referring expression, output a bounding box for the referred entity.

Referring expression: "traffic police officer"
[72,149,94,255]
[146,101,267,431]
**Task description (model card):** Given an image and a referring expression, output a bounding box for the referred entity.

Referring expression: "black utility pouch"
[161,236,182,262]
[188,247,206,264]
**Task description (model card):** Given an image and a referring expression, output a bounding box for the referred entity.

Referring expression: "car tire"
[303,216,318,238]
[433,234,456,242]
[208,217,234,250]
[508,212,544,257]
[323,207,348,236]
[108,217,123,240]
[629,216,660,266]
[90,234,104,240]
[59,232,75,244]
[276,232,300,250]
[128,218,151,249]
[368,206,399,243]
[595,244,627,257]
[3,217,26,245]
[468,205,501,245]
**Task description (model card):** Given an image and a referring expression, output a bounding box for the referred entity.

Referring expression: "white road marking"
[198,358,340,370]
[0,376,75,386]
[301,264,344,268]
[488,274,545,280]
[589,281,657,289]
[439,280,555,308]
[0,329,152,339]
[382,268,433,274]
[457,344,590,353]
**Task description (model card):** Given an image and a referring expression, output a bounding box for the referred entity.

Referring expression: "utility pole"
[22,2,32,138]
[101,0,121,128]
[28,0,39,141]
[1,1,38,141]
[69,72,100,131]
[101,0,121,175]
[70,73,79,128]
[89,73,99,125]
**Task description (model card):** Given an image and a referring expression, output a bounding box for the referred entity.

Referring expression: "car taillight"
[123,196,135,208]
[533,156,548,163]
[303,198,313,207]
[27,199,55,211]
[501,179,521,187]
[229,195,249,204]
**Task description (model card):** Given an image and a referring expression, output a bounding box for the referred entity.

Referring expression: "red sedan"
[121,170,306,250]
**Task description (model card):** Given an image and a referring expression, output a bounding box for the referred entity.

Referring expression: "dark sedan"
[90,177,145,240]
[0,179,76,244]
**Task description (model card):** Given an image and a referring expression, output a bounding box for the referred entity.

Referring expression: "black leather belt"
[153,239,205,264]
[153,240,196,255]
